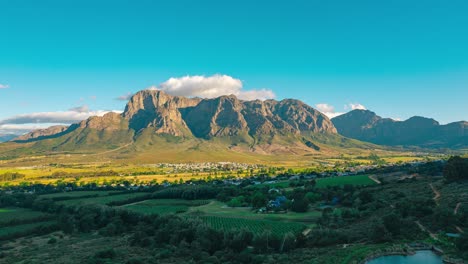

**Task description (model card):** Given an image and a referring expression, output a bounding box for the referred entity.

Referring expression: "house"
[268,196,287,208]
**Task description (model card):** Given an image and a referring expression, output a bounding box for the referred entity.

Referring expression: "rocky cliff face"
[122,90,337,139]
[123,89,201,136]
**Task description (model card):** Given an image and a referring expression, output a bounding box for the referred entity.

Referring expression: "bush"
[94,248,116,259]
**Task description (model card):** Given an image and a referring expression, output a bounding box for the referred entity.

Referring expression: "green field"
[39,191,121,199]
[189,201,321,224]
[0,207,52,226]
[56,192,150,206]
[123,199,210,215]
[0,221,57,239]
[200,216,305,236]
[315,175,376,188]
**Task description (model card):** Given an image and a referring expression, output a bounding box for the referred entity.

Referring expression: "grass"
[315,175,376,188]
[0,207,52,226]
[56,192,150,206]
[199,215,305,236]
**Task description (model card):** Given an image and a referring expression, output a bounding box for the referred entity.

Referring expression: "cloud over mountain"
[156,74,275,100]
[315,103,344,118]
[0,107,122,134]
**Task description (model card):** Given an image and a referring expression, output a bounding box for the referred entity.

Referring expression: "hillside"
[332,109,468,149]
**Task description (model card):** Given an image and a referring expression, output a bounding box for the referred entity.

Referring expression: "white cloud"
[156,74,275,100]
[68,105,90,113]
[0,107,122,135]
[0,123,68,135]
[0,84,9,89]
[345,103,367,110]
[116,92,134,101]
[315,103,345,119]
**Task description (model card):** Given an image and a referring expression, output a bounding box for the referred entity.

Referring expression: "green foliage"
[444,156,468,182]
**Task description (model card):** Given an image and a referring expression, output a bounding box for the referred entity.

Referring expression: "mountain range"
[2,90,371,161]
[1,90,466,160]
[331,109,467,149]
[0,134,19,143]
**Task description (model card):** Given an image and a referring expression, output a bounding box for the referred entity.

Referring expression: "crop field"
[56,192,150,206]
[200,216,305,236]
[0,208,52,226]
[123,199,210,215]
[315,175,376,188]
[189,201,321,224]
[126,205,189,215]
[0,221,57,240]
[39,190,121,199]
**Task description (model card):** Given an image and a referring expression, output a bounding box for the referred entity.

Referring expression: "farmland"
[55,192,150,206]
[0,207,52,226]
[38,190,121,199]
[188,201,321,224]
[200,215,305,237]
[123,199,210,215]
[0,221,57,240]
[315,174,376,188]
[0,208,57,240]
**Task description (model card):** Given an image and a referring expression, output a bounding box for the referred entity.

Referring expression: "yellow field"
[0,151,442,186]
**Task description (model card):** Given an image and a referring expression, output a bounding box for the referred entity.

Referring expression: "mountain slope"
[332,109,468,149]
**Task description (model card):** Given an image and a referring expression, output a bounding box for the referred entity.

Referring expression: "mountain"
[332,109,468,149]
[13,125,69,142]
[0,134,18,143]
[1,90,370,161]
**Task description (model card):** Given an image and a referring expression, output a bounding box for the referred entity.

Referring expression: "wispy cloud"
[316,102,367,118]
[0,107,122,134]
[0,84,9,89]
[345,103,367,111]
[155,74,276,101]
[116,92,134,101]
[315,103,344,119]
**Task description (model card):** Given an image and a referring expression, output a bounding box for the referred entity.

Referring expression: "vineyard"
[200,216,305,237]
[315,175,376,188]
[0,208,52,226]
[0,221,57,239]
[124,199,210,215]
[56,192,150,206]
[39,190,120,200]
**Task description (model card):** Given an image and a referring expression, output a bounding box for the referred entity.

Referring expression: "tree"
[251,192,267,208]
[444,156,468,182]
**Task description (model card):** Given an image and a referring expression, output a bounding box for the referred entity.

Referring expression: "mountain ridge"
[332,109,467,149]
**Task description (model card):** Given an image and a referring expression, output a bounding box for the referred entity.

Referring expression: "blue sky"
[1,0,467,133]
